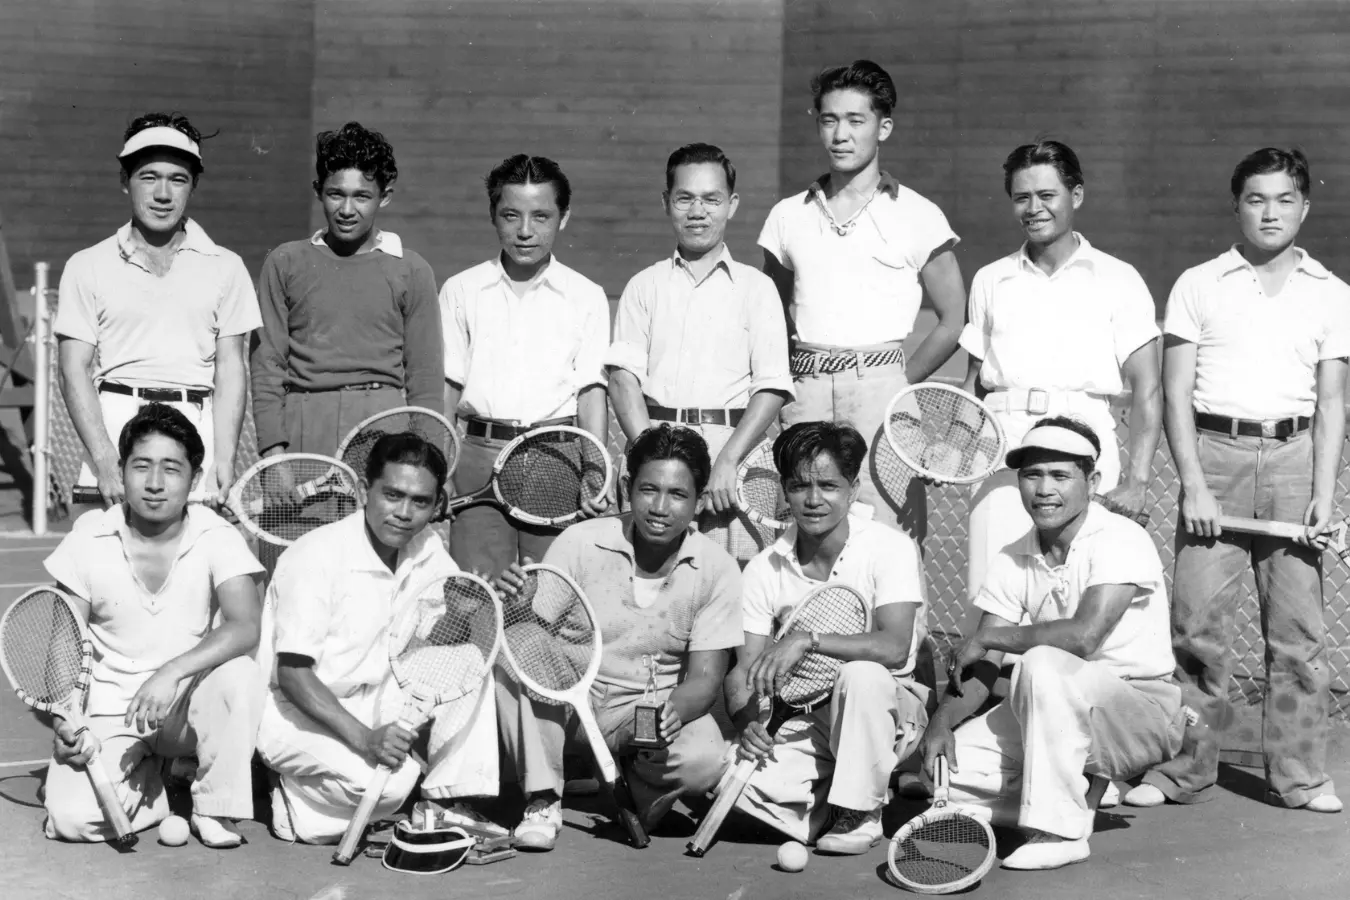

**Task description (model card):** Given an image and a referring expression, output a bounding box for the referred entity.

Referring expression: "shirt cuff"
[973,592,1021,624]
[957,324,989,360]
[603,342,648,383]
[748,374,795,400]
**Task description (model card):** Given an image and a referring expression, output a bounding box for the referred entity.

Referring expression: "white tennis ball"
[777,840,808,872]
[158,814,190,847]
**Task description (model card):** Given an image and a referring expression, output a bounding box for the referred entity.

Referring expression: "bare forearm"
[978,620,1094,660]
[905,320,962,385]
[1164,393,1206,492]
[715,390,786,468]
[159,620,259,684]
[59,349,117,472]
[1312,398,1345,504]
[607,369,651,443]
[278,666,369,751]
[576,385,608,442]
[931,659,998,729]
[1123,381,1162,488]
[723,664,760,730]
[813,630,911,669]
[667,672,720,724]
[213,349,247,477]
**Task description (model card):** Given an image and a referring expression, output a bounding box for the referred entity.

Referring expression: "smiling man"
[759,61,966,538]
[924,417,1183,871]
[723,422,927,855]
[607,143,793,565]
[256,433,502,843]
[42,404,264,847]
[441,154,611,576]
[494,424,742,850]
[57,113,260,509]
[250,122,443,459]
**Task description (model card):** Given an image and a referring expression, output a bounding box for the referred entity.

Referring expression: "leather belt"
[284,382,394,394]
[789,347,905,376]
[646,404,745,427]
[98,382,210,404]
[1195,412,1311,439]
[464,415,575,440]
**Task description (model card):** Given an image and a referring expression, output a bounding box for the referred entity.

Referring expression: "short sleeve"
[756,201,793,270]
[43,529,95,600]
[270,542,337,662]
[958,264,995,362]
[1162,270,1204,344]
[972,551,1028,624]
[1111,263,1160,364]
[739,551,779,636]
[1085,523,1164,597]
[1317,279,1350,360]
[205,523,265,586]
[688,553,744,652]
[903,195,959,271]
[604,274,652,382]
[215,253,263,338]
[53,252,100,345]
[869,527,923,609]
[441,276,470,387]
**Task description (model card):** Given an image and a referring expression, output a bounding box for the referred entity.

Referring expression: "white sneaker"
[191,813,243,849]
[270,786,296,843]
[514,795,562,852]
[1099,781,1120,808]
[1122,784,1167,808]
[1001,831,1090,870]
[815,806,883,855]
[434,801,508,838]
[1302,794,1343,813]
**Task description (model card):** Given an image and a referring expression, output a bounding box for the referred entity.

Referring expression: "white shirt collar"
[670,243,736,281]
[1010,232,1096,278]
[490,253,567,295]
[1216,244,1329,281]
[309,228,404,258]
[116,218,220,260]
[337,510,442,575]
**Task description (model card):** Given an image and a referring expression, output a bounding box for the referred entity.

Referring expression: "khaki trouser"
[43,657,263,842]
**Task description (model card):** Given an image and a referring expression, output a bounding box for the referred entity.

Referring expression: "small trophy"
[632,654,664,748]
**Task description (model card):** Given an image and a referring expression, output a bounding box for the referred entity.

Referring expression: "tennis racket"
[734,437,789,531]
[887,755,996,894]
[0,587,137,845]
[439,426,613,528]
[333,572,504,865]
[686,582,871,857]
[498,563,649,848]
[336,406,461,485]
[1214,513,1350,564]
[884,383,1006,485]
[1091,493,1151,527]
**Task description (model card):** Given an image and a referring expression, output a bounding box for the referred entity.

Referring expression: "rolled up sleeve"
[604,275,651,384]
[958,267,994,362]
[440,278,469,387]
[574,284,611,392]
[746,274,795,399]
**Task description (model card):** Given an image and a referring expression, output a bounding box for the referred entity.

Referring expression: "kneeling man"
[42,403,264,847]
[924,416,1184,870]
[256,433,500,843]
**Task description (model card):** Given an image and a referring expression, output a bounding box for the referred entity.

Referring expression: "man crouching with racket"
[718,421,928,855]
[923,417,1183,870]
[256,433,501,843]
[41,403,265,847]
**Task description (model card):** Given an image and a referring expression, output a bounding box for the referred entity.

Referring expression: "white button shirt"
[440,255,610,423]
[1163,246,1350,420]
[960,234,1158,395]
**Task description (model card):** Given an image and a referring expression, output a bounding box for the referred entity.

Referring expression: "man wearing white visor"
[56,113,260,509]
[920,417,1184,871]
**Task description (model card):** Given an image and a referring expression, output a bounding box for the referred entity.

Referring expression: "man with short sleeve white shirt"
[759,61,966,539]
[1126,149,1350,814]
[725,422,929,854]
[57,113,260,509]
[925,419,1183,871]
[256,434,501,843]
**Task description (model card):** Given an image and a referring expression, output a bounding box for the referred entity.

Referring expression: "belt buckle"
[1027,388,1050,416]
[1261,420,1278,438]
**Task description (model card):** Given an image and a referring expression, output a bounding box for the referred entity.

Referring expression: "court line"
[0,582,45,590]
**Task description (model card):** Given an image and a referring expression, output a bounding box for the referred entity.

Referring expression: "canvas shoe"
[514,795,563,852]
[814,806,882,855]
[1001,831,1090,870]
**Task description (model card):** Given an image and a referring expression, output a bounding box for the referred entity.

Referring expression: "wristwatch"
[809,631,821,653]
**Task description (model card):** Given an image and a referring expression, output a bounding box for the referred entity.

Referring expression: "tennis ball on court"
[777,840,808,872]
[158,814,190,847]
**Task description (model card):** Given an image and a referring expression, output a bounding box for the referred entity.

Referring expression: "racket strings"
[501,571,595,699]
[341,412,458,481]
[887,387,1002,481]
[737,444,789,523]
[240,457,361,544]
[390,579,498,696]
[892,814,994,887]
[779,589,868,707]
[1,594,84,701]
[497,433,606,519]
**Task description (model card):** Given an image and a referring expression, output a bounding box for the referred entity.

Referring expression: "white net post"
[30,262,50,535]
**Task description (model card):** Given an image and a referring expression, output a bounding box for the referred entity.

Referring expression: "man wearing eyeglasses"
[607,143,793,565]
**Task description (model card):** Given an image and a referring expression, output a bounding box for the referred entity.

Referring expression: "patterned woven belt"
[789,347,906,376]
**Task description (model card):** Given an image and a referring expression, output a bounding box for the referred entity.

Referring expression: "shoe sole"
[814,838,881,856]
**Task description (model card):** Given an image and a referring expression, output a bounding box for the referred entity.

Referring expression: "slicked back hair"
[118,402,205,472]
[486,154,572,215]
[811,60,897,118]
[1230,147,1310,201]
[626,423,712,497]
[773,421,867,485]
[665,143,736,195]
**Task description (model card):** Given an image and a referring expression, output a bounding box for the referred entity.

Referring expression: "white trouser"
[76,389,217,490]
[967,391,1121,602]
[734,661,929,843]
[946,647,1183,840]
[256,671,499,844]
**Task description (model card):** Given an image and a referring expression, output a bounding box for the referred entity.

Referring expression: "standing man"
[42,404,264,847]
[1125,149,1348,814]
[608,143,794,564]
[725,422,928,854]
[250,121,443,459]
[58,113,260,507]
[926,418,1183,871]
[441,154,610,577]
[759,60,967,538]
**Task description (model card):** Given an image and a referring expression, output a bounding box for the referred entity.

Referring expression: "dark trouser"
[448,432,561,579]
[1142,430,1335,806]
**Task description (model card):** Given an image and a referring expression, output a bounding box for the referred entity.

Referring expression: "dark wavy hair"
[486,154,572,215]
[118,403,205,472]
[1230,147,1310,201]
[365,432,449,490]
[811,60,897,118]
[774,421,867,484]
[313,122,399,193]
[625,424,712,496]
[120,111,210,179]
[1002,139,1084,196]
[665,143,736,194]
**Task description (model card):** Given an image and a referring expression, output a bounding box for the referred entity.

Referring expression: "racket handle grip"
[609,775,650,849]
[686,756,756,857]
[333,764,394,865]
[85,746,137,844]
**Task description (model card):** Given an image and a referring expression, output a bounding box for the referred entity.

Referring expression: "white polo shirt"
[54,219,262,392]
[265,511,458,699]
[741,515,925,678]
[440,255,610,423]
[975,504,1174,680]
[43,505,263,715]
[960,235,1158,395]
[1163,246,1350,420]
[757,172,958,347]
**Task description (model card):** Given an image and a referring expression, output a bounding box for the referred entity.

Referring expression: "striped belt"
[789,347,905,376]
[284,381,395,394]
[99,382,210,405]
[646,404,745,427]
[464,415,575,441]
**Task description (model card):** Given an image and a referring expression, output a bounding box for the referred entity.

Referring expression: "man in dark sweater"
[250,122,444,459]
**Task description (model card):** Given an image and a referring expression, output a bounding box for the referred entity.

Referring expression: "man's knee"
[836,660,894,697]
[662,716,731,795]
[197,656,264,712]
[1010,646,1079,705]
[43,768,125,842]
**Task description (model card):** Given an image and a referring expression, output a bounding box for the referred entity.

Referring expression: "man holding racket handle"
[925,419,1183,871]
[494,425,742,851]
[256,434,503,843]
[721,422,928,855]
[41,404,265,847]
[607,143,793,563]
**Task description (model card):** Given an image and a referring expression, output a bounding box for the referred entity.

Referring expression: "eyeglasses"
[669,195,725,212]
